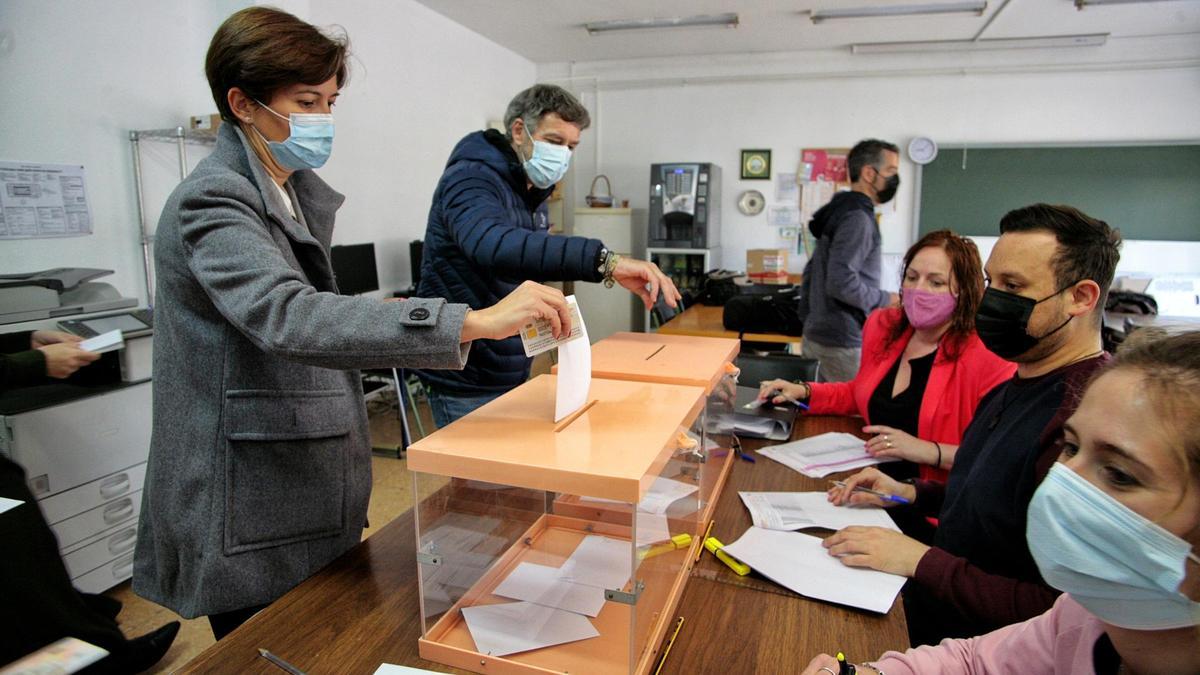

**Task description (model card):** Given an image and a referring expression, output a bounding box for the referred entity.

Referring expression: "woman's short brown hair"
[206,7,349,122]
[886,229,986,360]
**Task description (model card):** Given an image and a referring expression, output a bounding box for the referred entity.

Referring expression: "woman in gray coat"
[133,7,571,639]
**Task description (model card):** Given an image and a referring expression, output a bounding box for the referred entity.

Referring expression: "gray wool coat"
[133,123,470,619]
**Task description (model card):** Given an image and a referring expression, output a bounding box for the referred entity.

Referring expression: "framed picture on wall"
[741,149,771,180]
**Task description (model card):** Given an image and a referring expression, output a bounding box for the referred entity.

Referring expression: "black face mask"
[876,173,900,204]
[974,286,1075,360]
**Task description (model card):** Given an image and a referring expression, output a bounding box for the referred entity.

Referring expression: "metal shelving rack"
[128,126,218,305]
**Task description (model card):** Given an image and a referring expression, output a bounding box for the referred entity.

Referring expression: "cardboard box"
[747,248,789,284]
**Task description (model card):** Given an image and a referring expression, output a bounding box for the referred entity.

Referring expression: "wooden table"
[181,416,907,674]
[657,305,802,346]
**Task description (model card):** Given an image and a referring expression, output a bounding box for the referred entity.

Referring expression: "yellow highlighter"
[640,533,693,560]
[704,536,751,576]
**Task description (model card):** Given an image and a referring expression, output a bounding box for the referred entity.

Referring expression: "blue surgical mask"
[1027,463,1200,630]
[252,100,335,170]
[519,136,571,189]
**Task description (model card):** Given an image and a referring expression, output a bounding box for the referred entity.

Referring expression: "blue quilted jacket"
[416,129,605,395]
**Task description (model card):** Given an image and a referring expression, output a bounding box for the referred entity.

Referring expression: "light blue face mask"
[518,134,571,189]
[252,100,335,171]
[1027,463,1200,630]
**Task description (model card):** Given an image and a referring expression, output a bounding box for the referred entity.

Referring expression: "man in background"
[800,139,901,381]
[417,84,680,426]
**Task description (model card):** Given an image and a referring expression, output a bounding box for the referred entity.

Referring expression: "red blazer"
[807,307,1016,481]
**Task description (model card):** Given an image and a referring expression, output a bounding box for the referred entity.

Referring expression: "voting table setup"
[182,301,909,674]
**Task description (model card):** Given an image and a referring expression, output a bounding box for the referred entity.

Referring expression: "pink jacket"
[874,595,1108,674]
[806,307,1015,481]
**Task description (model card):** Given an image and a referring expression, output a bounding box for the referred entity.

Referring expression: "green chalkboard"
[918,145,1200,241]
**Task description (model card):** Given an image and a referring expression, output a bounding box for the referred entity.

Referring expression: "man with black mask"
[799,139,901,382]
[822,204,1122,647]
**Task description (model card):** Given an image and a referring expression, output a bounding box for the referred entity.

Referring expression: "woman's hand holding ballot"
[459,280,573,343]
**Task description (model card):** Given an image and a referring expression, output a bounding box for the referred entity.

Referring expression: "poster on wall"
[0,161,93,239]
[799,149,848,183]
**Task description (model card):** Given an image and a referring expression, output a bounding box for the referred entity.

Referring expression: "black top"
[867,348,937,481]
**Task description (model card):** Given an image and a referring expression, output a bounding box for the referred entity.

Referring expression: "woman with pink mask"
[760,230,1014,484]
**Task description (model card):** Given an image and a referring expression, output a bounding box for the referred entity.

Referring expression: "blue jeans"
[426,388,505,428]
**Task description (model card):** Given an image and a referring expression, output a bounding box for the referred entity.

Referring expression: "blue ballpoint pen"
[831,480,912,505]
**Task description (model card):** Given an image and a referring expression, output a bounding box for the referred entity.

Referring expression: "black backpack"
[722,286,805,336]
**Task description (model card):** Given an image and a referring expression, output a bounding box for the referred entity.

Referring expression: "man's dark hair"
[503,84,591,139]
[847,139,899,182]
[999,204,1123,324]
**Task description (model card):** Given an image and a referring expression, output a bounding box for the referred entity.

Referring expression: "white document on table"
[493,562,607,617]
[78,329,123,354]
[635,511,672,547]
[579,476,698,515]
[738,492,899,532]
[373,665,445,675]
[721,526,906,614]
[759,432,897,478]
[554,295,591,422]
[461,601,599,657]
[558,535,631,591]
[0,497,22,515]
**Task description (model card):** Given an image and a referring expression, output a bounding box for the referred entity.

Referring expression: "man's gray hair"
[503,84,591,140]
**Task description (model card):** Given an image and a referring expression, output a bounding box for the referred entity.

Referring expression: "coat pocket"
[222,389,353,554]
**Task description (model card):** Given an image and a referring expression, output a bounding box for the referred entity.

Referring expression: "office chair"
[650,294,686,329]
[733,353,820,387]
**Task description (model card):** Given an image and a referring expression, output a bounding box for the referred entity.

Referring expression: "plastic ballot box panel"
[409,375,707,675]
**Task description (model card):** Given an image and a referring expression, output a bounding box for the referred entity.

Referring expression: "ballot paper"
[0,497,21,515]
[721,526,906,614]
[579,476,699,515]
[558,535,632,591]
[520,298,585,357]
[0,637,108,675]
[759,432,897,478]
[78,329,124,354]
[554,296,591,422]
[461,601,600,657]
[373,665,444,675]
[738,492,899,532]
[493,562,607,617]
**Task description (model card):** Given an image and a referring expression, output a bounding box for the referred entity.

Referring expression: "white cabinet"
[2,381,152,592]
[573,208,641,342]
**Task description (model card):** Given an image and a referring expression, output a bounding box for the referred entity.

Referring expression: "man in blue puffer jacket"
[417,84,680,426]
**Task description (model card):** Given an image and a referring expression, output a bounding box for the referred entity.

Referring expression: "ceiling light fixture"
[810,1,987,23]
[1076,0,1195,7]
[852,33,1109,53]
[584,13,739,35]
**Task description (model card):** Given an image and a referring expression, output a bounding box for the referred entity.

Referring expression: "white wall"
[0,1,248,306]
[542,46,1200,279]
[0,0,533,311]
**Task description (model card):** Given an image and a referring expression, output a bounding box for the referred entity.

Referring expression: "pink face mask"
[902,288,957,329]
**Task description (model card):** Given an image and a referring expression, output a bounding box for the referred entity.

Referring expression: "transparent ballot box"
[408,374,707,675]
[556,332,741,526]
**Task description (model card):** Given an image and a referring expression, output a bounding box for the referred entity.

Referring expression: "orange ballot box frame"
[408,375,709,675]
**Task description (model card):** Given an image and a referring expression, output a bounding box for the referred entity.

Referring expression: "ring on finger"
[819,668,837,675]
[887,441,893,448]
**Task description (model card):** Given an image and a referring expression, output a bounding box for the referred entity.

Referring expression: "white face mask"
[517,132,571,189]
[1027,463,1200,630]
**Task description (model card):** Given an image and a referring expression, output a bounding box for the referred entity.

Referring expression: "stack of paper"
[460,601,600,657]
[738,492,898,532]
[463,535,631,657]
[758,432,897,477]
[79,329,124,354]
[720,526,906,614]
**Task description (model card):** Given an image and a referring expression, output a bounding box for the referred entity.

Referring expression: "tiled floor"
[106,355,553,673]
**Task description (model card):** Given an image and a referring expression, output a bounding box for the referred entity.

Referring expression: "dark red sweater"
[904,353,1110,646]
